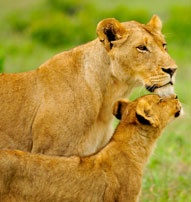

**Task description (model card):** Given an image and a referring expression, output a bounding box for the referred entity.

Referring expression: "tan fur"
[0,95,181,202]
[0,15,177,156]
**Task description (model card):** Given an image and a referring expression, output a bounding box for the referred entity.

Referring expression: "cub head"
[113,95,182,137]
[97,15,177,97]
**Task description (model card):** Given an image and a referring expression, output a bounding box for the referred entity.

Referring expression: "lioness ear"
[113,99,130,120]
[96,18,127,51]
[136,100,159,127]
[147,15,162,32]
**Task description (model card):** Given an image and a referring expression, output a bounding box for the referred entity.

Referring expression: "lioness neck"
[74,39,137,155]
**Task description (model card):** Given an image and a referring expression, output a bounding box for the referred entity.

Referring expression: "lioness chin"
[0,95,182,202]
[0,15,177,156]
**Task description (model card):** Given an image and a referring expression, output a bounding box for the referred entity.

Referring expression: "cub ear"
[112,99,130,120]
[147,15,162,32]
[96,18,127,51]
[136,100,159,127]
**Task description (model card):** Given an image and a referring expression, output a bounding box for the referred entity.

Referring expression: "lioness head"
[97,15,177,97]
[113,94,182,135]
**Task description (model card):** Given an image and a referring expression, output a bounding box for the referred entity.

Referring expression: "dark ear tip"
[115,113,122,120]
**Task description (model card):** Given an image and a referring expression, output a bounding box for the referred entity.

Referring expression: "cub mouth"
[145,81,173,93]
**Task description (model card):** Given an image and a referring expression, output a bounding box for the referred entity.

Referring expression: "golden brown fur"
[0,15,177,156]
[0,95,181,202]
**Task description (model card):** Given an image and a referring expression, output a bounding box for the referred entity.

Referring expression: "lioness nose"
[162,67,177,77]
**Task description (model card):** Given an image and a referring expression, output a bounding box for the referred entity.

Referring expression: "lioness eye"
[136,45,149,52]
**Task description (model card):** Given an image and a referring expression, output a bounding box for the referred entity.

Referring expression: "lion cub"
[0,95,181,202]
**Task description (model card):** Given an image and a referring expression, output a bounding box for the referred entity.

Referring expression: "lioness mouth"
[145,81,173,93]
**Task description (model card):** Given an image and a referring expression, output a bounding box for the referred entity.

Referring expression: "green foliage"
[7,11,30,32]
[106,6,150,22]
[30,13,76,47]
[48,0,82,15]
[164,6,191,46]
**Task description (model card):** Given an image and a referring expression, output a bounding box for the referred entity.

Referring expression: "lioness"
[0,15,177,156]
[0,95,181,202]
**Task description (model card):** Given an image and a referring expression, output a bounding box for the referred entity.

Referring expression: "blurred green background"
[0,0,190,201]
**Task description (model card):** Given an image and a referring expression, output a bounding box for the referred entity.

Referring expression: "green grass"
[0,0,191,201]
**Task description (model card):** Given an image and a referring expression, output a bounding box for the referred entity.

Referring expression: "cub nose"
[162,67,177,77]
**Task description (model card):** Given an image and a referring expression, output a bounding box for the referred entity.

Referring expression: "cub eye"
[163,43,167,51]
[136,45,149,52]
